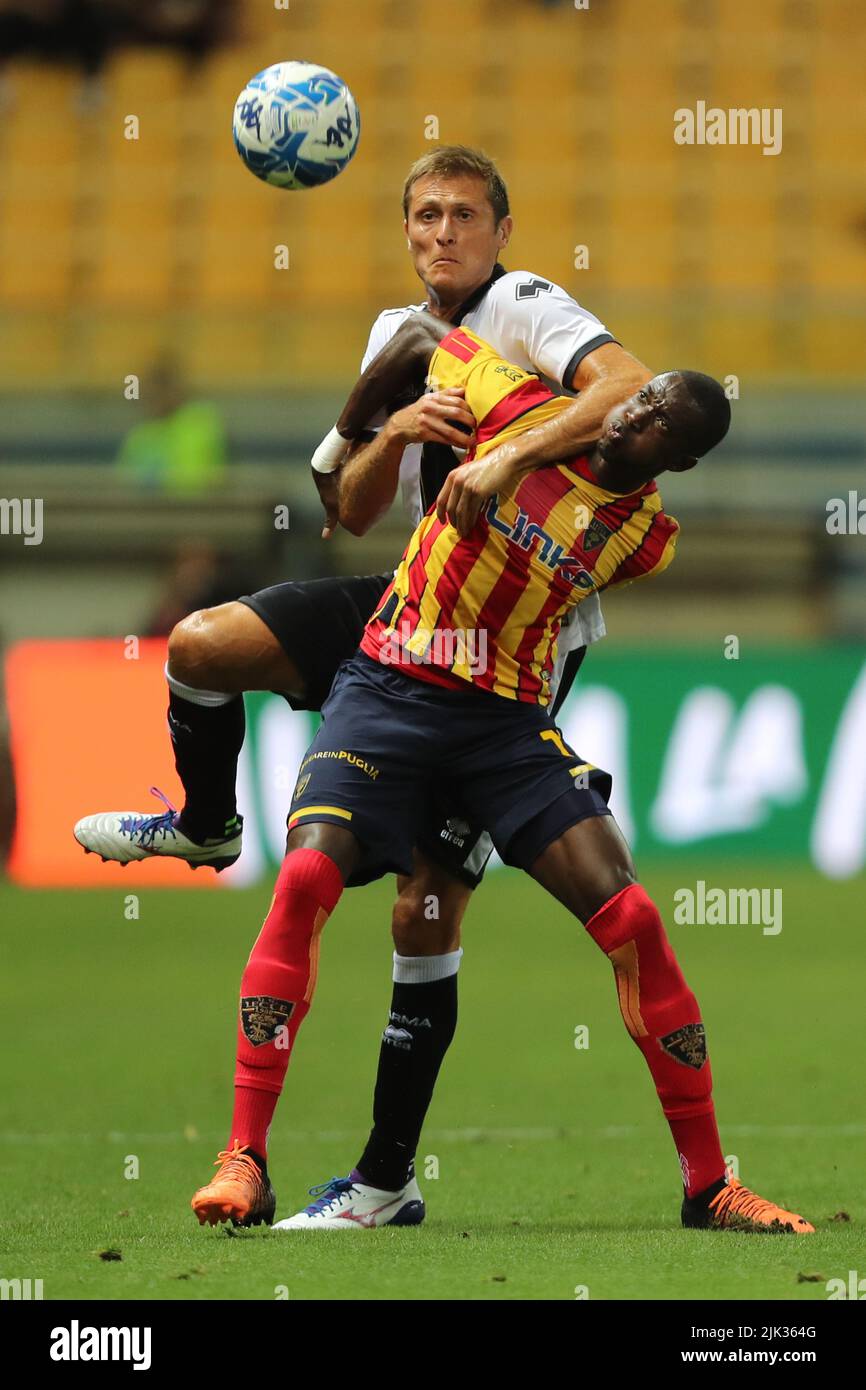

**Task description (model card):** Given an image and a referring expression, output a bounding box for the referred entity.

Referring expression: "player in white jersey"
[75,147,653,1228]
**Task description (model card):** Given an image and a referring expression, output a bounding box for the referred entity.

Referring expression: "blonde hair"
[402,145,510,224]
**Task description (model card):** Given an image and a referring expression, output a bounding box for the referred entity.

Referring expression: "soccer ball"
[232,60,360,190]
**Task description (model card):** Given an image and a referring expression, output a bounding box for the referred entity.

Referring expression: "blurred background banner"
[0,0,864,881]
[7,638,865,885]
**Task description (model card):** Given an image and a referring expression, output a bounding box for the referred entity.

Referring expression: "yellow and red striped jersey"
[360,327,679,705]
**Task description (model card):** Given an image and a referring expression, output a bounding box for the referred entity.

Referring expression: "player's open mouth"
[599,419,626,457]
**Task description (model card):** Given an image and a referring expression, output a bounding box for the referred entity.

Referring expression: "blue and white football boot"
[73,787,242,872]
[272,1174,425,1231]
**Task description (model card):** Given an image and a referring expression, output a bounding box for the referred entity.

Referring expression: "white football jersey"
[358,267,616,649]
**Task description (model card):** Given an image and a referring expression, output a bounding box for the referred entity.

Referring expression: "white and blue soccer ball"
[232,61,360,190]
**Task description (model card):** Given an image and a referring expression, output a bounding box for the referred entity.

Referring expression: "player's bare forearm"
[336,312,467,536]
[495,351,653,478]
[337,429,407,536]
[336,312,449,439]
[435,344,651,536]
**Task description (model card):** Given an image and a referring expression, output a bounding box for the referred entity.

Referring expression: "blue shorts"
[288,652,612,887]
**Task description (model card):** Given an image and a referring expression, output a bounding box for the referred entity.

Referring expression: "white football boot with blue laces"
[73,787,242,872]
[272,1175,425,1231]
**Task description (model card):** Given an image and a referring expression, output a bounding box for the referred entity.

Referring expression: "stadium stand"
[0,0,863,643]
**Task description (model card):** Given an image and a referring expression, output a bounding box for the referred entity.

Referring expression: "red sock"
[585,883,725,1197]
[228,848,343,1160]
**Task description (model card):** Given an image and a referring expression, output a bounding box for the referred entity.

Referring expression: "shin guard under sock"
[585,883,725,1198]
[229,849,344,1158]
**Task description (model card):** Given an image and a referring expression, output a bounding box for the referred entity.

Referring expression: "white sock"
[391,948,463,985]
[165,662,237,709]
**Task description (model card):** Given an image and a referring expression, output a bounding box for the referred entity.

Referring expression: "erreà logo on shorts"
[50,1320,152,1371]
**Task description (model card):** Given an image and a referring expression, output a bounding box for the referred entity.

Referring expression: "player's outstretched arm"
[496,342,652,472]
[335,314,476,537]
[437,342,651,537]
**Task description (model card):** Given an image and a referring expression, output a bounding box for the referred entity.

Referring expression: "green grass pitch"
[1,862,863,1301]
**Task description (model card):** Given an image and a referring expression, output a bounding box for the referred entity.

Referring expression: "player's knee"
[585,881,666,961]
[583,865,639,927]
[167,605,239,689]
[168,609,216,686]
[285,823,359,884]
[618,880,656,933]
[391,885,461,956]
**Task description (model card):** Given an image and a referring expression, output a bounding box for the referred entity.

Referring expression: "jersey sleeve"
[359,311,390,373]
[485,273,617,389]
[429,327,556,445]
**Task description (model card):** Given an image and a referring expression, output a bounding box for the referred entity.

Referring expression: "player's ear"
[668,455,699,473]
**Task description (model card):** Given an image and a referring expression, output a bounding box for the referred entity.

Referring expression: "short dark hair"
[674,370,732,456]
[402,145,510,224]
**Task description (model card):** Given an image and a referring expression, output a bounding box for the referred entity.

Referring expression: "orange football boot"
[683,1176,814,1234]
[191,1140,276,1228]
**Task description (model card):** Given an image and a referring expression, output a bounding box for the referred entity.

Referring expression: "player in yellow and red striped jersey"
[359,323,681,705]
[191,314,815,1239]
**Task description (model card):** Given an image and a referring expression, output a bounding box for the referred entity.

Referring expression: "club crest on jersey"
[293,773,310,800]
[493,364,525,383]
[485,497,593,589]
[582,517,613,552]
[659,1023,707,1070]
[241,996,295,1047]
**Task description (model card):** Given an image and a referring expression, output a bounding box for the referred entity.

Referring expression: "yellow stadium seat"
[0,1,861,387]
